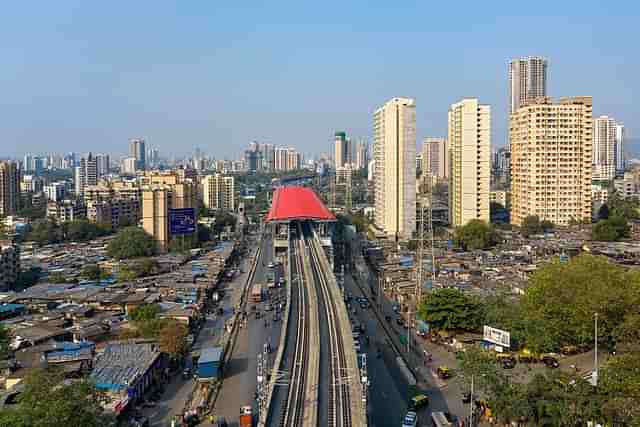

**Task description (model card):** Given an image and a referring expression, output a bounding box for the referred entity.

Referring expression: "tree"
[608,192,640,221]
[521,215,554,237]
[27,218,61,245]
[0,368,113,427]
[129,304,161,322]
[0,324,10,360]
[159,320,189,360]
[131,258,157,277]
[107,226,155,259]
[523,255,640,352]
[213,212,237,234]
[453,219,498,250]
[592,215,630,241]
[62,220,108,242]
[482,293,527,349]
[197,224,213,243]
[418,288,483,331]
[598,352,640,424]
[598,203,610,220]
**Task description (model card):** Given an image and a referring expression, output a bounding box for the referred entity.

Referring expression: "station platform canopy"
[265,186,336,222]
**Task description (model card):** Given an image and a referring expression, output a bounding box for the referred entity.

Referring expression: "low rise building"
[46,199,86,223]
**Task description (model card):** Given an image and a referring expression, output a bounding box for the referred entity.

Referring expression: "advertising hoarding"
[483,325,511,348]
[170,208,196,235]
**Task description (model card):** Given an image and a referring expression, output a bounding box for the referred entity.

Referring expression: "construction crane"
[415,174,436,306]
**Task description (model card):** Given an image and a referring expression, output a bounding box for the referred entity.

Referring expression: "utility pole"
[469,374,474,427]
[593,312,599,386]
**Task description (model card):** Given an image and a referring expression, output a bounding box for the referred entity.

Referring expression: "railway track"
[280,226,310,427]
[305,225,352,427]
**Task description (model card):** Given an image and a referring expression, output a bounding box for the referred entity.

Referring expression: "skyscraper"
[0,161,20,217]
[509,56,548,113]
[355,140,369,170]
[510,97,592,226]
[422,138,448,179]
[448,98,491,227]
[593,116,619,181]
[129,138,146,170]
[75,153,99,195]
[373,97,416,240]
[334,131,351,168]
[615,122,625,174]
[96,154,110,177]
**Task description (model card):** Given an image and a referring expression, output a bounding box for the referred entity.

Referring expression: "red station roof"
[265,186,336,222]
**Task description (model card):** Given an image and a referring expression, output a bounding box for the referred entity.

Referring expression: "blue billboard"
[170,208,196,235]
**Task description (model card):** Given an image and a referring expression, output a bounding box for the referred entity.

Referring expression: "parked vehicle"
[437,366,451,379]
[431,411,454,427]
[239,405,253,427]
[408,394,429,410]
[542,355,560,368]
[496,353,517,369]
[401,411,418,427]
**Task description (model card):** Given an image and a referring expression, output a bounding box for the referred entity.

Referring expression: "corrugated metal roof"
[265,186,335,222]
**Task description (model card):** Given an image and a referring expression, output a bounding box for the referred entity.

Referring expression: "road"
[206,233,285,426]
[345,232,466,427]
[143,244,257,426]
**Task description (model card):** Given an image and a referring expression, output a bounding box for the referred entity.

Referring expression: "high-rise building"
[355,140,369,170]
[373,97,416,240]
[0,161,20,217]
[261,144,275,172]
[44,182,67,202]
[593,116,619,181]
[615,123,625,174]
[509,56,548,113]
[202,174,235,211]
[129,138,146,170]
[0,241,19,291]
[510,96,592,226]
[448,98,491,227]
[96,154,110,177]
[74,153,99,195]
[122,157,138,175]
[422,138,448,179]
[334,132,351,168]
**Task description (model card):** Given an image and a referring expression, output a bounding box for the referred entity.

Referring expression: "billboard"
[170,208,196,235]
[483,326,510,348]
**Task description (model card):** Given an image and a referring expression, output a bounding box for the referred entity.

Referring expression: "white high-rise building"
[74,153,99,195]
[129,138,146,170]
[615,122,625,174]
[448,98,491,227]
[593,116,619,181]
[355,140,369,170]
[509,56,548,113]
[373,97,416,240]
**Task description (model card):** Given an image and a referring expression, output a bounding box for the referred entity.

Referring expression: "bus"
[251,284,263,303]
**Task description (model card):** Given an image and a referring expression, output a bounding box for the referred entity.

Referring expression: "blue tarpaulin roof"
[199,347,223,364]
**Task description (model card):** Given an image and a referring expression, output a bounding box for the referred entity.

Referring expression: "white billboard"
[483,326,511,348]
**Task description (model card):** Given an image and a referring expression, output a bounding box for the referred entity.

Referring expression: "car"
[408,394,429,410]
[267,262,275,268]
[542,355,560,368]
[437,366,451,379]
[462,392,472,403]
[354,341,361,352]
[352,331,360,340]
[385,315,392,322]
[401,411,418,427]
[396,317,404,326]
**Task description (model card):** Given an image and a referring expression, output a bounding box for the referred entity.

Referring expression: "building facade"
[0,161,20,217]
[202,174,235,211]
[510,96,593,226]
[129,138,146,170]
[421,138,448,179]
[448,98,491,227]
[74,154,99,195]
[593,115,618,181]
[355,140,369,170]
[334,131,351,168]
[0,241,19,291]
[46,199,86,223]
[373,97,416,240]
[509,56,548,113]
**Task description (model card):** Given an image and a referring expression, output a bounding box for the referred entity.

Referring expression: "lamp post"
[593,312,599,386]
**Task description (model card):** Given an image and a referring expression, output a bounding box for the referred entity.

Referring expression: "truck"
[239,406,253,427]
[197,346,223,381]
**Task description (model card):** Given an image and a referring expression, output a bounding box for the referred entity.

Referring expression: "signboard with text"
[170,208,196,235]
[483,325,511,348]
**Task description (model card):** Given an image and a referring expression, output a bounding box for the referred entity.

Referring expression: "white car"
[267,262,275,268]
[401,411,418,427]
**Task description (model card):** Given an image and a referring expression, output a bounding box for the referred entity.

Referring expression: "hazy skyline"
[1,1,638,158]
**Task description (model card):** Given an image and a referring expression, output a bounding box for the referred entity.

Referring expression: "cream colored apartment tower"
[510,97,592,226]
[142,186,172,252]
[373,97,416,240]
[448,98,491,227]
[202,174,235,211]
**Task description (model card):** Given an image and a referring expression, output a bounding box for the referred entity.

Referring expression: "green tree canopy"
[520,215,554,237]
[27,218,61,246]
[0,368,113,427]
[608,192,640,221]
[62,220,109,242]
[453,219,498,250]
[129,303,161,322]
[107,226,155,259]
[418,288,483,331]
[592,215,630,241]
[159,320,189,360]
[523,254,640,352]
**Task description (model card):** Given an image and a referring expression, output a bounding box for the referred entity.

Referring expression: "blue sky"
[1,1,638,159]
